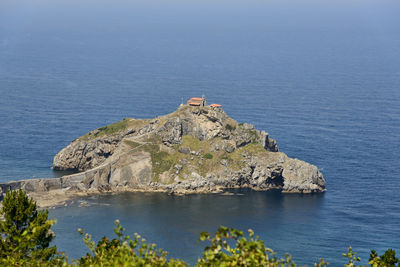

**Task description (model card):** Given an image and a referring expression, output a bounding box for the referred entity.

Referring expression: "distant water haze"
[0,0,399,265]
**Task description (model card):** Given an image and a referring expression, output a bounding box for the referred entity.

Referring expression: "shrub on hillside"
[203,153,214,159]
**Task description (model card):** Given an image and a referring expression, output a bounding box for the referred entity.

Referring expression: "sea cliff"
[0,104,325,207]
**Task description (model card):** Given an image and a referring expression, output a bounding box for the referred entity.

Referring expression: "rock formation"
[0,104,325,206]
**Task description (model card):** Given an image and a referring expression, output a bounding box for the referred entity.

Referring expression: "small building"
[210,103,222,108]
[187,97,202,106]
[187,96,221,108]
[187,96,206,107]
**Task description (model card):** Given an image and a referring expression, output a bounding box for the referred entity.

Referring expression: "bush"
[225,124,236,131]
[203,153,214,159]
[368,249,399,267]
[77,220,186,267]
[0,189,64,266]
[196,226,329,267]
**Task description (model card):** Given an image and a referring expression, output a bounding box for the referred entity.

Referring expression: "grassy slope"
[79,118,146,140]
[126,135,267,183]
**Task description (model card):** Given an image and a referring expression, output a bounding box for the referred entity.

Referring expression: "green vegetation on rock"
[204,153,213,159]
[86,119,131,140]
[248,129,259,143]
[181,135,209,151]
[138,139,176,181]
[80,118,146,140]
[136,134,269,181]
[225,123,236,131]
[124,140,142,149]
[220,143,267,171]
[151,150,174,181]
[97,119,130,135]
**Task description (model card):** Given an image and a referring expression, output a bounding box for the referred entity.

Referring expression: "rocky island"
[0,100,325,207]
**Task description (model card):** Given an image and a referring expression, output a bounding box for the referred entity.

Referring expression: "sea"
[0,0,399,265]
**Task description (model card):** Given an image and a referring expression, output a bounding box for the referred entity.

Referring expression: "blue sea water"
[1,0,400,265]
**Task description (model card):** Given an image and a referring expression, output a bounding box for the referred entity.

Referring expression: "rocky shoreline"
[0,104,325,208]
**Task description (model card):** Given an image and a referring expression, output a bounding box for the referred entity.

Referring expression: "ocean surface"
[1,0,400,265]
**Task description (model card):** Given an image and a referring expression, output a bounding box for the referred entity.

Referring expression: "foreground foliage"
[196,226,323,267]
[77,220,186,267]
[0,190,399,266]
[0,189,64,266]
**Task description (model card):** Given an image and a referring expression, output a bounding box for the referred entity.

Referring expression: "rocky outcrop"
[53,118,160,172]
[1,104,325,206]
[53,136,120,171]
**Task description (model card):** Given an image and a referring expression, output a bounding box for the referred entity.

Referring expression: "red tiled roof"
[210,104,222,107]
[187,97,202,106]
[188,102,201,106]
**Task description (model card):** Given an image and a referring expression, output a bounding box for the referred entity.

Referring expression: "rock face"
[1,105,325,203]
[53,136,120,171]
